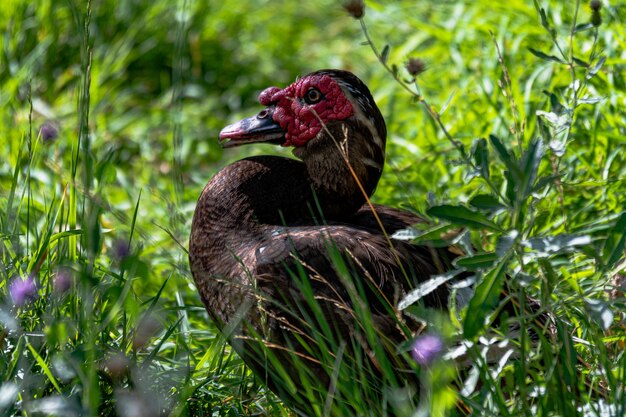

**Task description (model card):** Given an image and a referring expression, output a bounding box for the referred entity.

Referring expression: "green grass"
[1,0,625,416]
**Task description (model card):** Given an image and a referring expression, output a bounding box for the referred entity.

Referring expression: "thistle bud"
[406,58,427,77]
[590,0,602,11]
[343,0,365,19]
[590,0,602,26]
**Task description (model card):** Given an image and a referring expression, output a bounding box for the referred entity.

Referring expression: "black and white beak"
[218,106,285,148]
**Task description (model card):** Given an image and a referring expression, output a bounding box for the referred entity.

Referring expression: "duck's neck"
[293,121,386,219]
[194,121,386,238]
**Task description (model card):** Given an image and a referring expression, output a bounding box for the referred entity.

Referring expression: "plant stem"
[359,17,507,205]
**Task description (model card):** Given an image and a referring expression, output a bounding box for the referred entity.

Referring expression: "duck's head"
[219,69,386,160]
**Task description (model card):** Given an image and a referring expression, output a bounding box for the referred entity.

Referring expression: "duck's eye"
[304,87,323,104]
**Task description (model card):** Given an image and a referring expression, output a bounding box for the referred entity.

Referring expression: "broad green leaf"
[427,204,502,231]
[496,231,519,256]
[574,22,594,33]
[528,47,564,64]
[515,271,534,287]
[588,56,607,78]
[398,269,465,310]
[489,134,517,174]
[533,175,558,193]
[523,234,591,257]
[453,252,498,271]
[503,169,516,206]
[536,115,551,144]
[536,110,565,126]
[472,138,490,180]
[572,56,589,68]
[546,91,565,114]
[533,1,551,32]
[518,138,543,201]
[469,194,505,211]
[463,255,510,339]
[392,223,459,247]
[578,96,603,105]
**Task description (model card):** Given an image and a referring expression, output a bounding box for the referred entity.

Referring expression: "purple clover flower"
[111,239,131,262]
[39,122,59,142]
[411,333,444,366]
[53,268,74,293]
[132,313,162,350]
[9,276,38,307]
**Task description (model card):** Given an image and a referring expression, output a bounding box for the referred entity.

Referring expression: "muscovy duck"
[189,69,457,396]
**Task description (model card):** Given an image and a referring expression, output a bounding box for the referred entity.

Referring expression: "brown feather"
[188,70,456,404]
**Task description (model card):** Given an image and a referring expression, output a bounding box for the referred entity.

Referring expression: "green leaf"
[453,252,498,271]
[121,256,150,280]
[27,343,62,393]
[523,234,592,257]
[463,255,510,339]
[555,320,578,388]
[578,97,603,105]
[585,298,614,331]
[496,231,519,256]
[572,56,589,68]
[489,134,517,173]
[545,91,565,114]
[141,317,183,370]
[393,223,460,247]
[381,44,390,64]
[46,229,83,246]
[504,169,517,205]
[536,116,551,145]
[427,204,502,231]
[528,47,564,64]
[601,212,626,269]
[472,138,490,180]
[398,269,465,310]
[440,89,457,115]
[574,22,595,33]
[518,138,543,201]
[588,56,607,78]
[533,1,551,32]
[533,173,555,191]
[469,194,505,211]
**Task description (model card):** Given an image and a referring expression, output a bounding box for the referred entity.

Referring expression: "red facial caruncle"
[258,74,355,147]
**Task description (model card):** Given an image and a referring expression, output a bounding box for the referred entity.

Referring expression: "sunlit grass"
[1,0,625,416]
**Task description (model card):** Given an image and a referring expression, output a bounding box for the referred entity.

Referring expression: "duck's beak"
[219,106,285,148]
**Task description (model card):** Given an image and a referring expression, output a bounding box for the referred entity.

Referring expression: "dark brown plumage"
[189,70,456,402]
